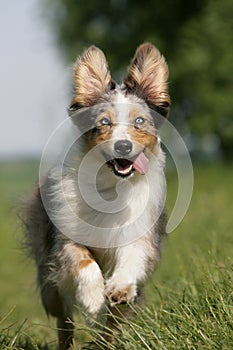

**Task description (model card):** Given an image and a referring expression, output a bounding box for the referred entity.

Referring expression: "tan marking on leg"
[58,243,93,277]
[79,258,94,269]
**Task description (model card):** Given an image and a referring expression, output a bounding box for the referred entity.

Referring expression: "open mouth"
[107,158,135,178]
[102,150,149,178]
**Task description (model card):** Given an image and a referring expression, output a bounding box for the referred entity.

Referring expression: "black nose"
[114,140,132,155]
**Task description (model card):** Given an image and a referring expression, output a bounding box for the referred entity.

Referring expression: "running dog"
[23,42,170,349]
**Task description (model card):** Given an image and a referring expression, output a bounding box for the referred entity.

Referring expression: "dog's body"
[23,43,170,349]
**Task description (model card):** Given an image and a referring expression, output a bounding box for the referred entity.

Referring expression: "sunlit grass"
[0,160,232,349]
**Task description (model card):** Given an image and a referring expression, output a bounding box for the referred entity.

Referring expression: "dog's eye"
[135,117,145,125]
[100,117,112,126]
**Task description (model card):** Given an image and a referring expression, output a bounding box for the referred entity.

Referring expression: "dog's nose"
[114,140,132,155]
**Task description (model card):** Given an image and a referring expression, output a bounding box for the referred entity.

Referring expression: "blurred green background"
[0,0,232,348]
[44,0,233,159]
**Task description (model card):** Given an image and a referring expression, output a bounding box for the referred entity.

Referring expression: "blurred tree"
[43,0,233,157]
[171,0,233,157]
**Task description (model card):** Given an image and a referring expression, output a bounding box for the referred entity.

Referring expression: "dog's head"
[68,43,170,178]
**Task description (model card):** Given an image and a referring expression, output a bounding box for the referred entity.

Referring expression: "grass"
[0,159,232,349]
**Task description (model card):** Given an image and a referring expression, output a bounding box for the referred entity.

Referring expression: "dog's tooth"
[117,164,132,175]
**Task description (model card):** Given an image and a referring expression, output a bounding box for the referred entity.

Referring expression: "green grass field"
[0,160,232,349]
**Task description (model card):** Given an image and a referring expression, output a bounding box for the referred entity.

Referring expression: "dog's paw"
[75,260,105,316]
[105,277,137,306]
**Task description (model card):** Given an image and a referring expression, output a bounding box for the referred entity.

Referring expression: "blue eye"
[135,117,145,125]
[100,117,111,126]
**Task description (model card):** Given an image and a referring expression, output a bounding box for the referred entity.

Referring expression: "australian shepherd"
[23,43,170,349]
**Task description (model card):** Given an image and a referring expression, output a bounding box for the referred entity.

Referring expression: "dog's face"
[68,43,170,178]
[85,96,158,178]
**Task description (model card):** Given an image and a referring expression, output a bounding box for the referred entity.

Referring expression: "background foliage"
[44,0,233,157]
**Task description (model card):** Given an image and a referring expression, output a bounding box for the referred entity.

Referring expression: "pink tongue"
[133,152,149,175]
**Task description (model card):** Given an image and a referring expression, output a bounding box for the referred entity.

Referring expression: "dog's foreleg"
[75,258,105,320]
[105,238,159,305]
[58,243,105,320]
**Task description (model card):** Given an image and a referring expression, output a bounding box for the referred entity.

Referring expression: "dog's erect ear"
[124,43,170,117]
[70,46,112,108]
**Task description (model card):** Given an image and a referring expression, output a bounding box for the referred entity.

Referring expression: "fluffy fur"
[22,43,170,350]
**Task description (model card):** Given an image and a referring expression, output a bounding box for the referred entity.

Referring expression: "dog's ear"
[124,43,170,118]
[70,46,112,108]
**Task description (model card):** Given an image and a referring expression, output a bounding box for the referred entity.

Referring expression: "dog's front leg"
[58,243,105,319]
[75,259,105,319]
[105,238,159,305]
